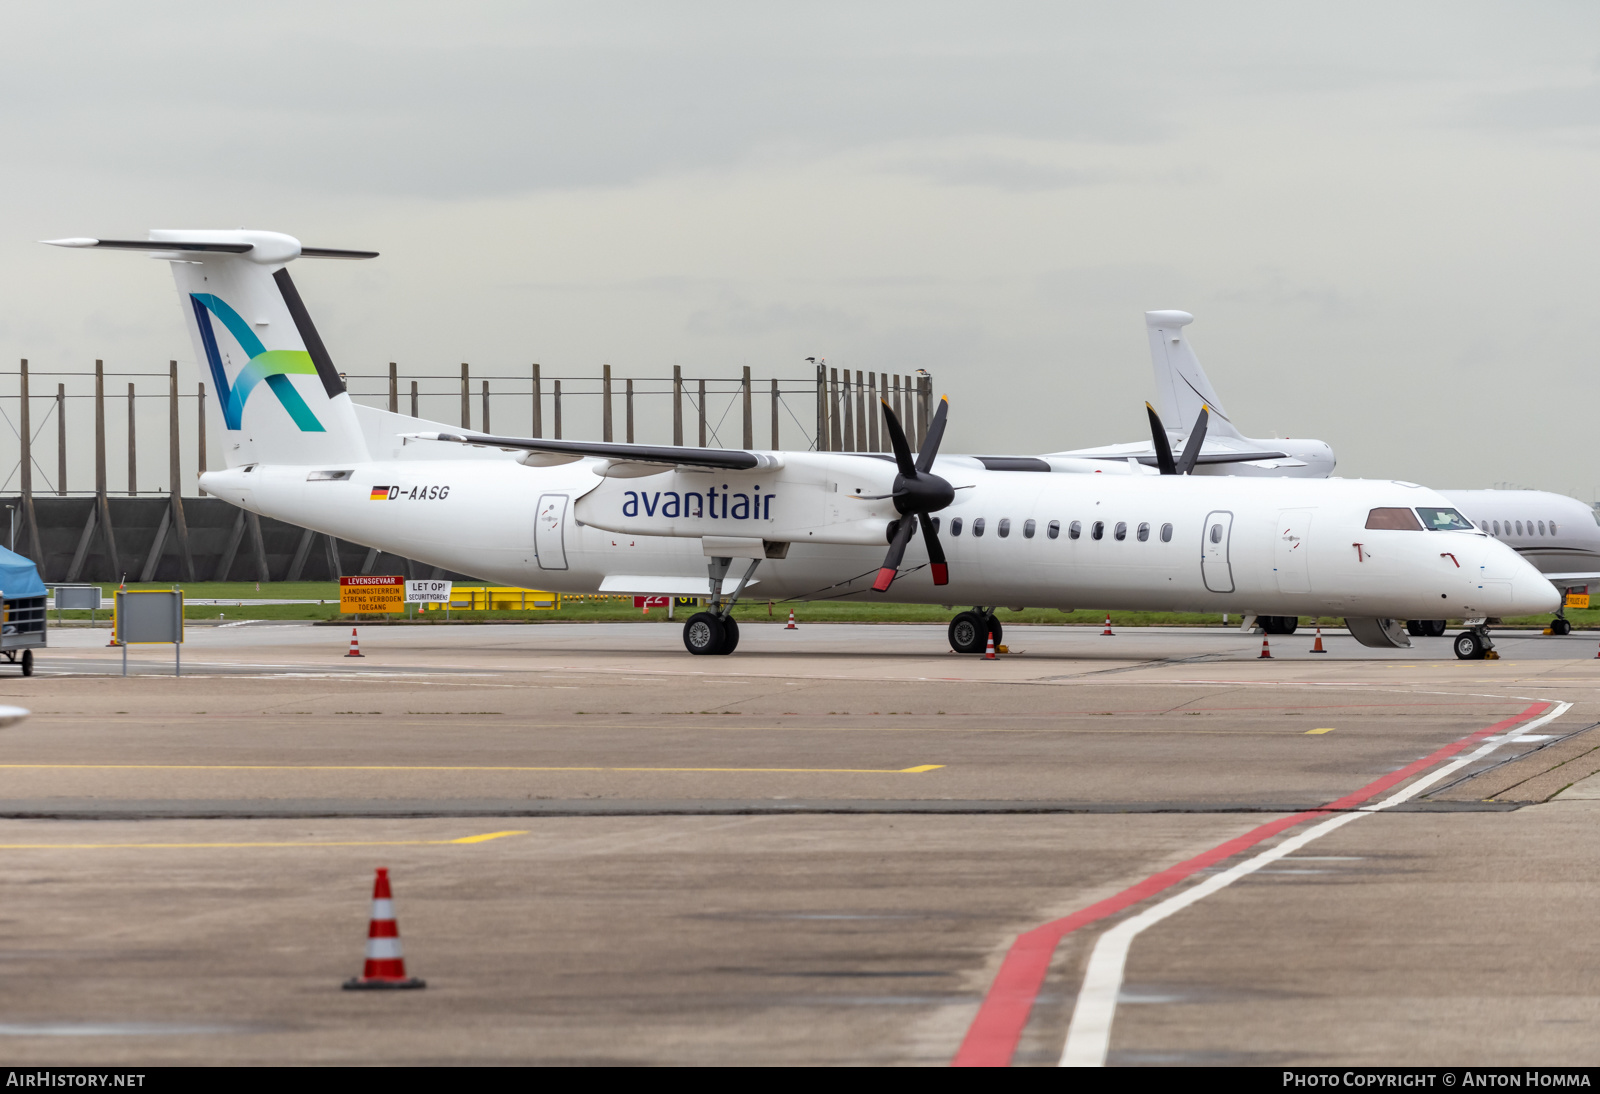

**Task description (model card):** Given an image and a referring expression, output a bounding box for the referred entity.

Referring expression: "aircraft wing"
[402,431,785,472]
[1538,572,1600,586]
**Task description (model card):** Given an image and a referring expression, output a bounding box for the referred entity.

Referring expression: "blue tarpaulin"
[0,547,47,600]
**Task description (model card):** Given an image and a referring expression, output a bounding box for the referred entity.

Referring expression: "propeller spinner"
[871,396,955,592]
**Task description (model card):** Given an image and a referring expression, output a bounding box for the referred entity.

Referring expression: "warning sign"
[340,575,405,614]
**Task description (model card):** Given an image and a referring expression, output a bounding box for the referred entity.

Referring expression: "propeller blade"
[917,512,949,585]
[914,396,949,474]
[1174,405,1210,475]
[1145,402,1177,476]
[879,399,917,478]
[873,517,918,592]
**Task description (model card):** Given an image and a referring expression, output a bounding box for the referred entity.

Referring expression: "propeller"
[871,396,955,591]
[1145,403,1210,475]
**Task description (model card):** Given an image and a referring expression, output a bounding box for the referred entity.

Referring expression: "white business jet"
[44,230,1557,660]
[1050,310,1337,478]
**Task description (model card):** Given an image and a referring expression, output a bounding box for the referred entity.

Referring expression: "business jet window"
[1092,521,1105,540]
[972,517,986,538]
[997,518,1011,538]
[949,517,963,536]
[1160,523,1173,542]
[1137,522,1150,542]
[1047,520,1060,540]
[1069,520,1082,540]
[1023,519,1036,539]
[1516,521,1524,535]
[1415,507,1475,532]
[1492,521,1500,535]
[1551,522,1559,535]
[1366,508,1423,531]
[1114,521,1127,541]
[1539,521,1547,536]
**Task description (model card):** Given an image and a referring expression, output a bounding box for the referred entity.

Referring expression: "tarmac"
[0,620,1596,1065]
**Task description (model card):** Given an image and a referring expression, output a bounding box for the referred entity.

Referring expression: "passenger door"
[1274,508,1313,594]
[535,493,569,570]
[1202,510,1235,593]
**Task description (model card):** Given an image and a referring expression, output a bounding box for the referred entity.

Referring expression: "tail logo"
[190,293,325,432]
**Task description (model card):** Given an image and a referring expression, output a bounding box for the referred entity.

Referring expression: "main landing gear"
[1405,620,1448,637]
[682,554,760,656]
[1453,624,1498,661]
[949,608,1001,654]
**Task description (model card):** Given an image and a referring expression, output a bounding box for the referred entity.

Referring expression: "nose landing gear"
[682,555,758,655]
[1453,624,1498,661]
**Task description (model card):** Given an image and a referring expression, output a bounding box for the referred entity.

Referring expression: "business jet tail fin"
[1144,310,1245,441]
[44,230,376,468]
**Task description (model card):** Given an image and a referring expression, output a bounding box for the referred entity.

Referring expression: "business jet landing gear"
[683,555,759,655]
[949,609,1001,654]
[1453,625,1497,661]
[1406,620,1448,637]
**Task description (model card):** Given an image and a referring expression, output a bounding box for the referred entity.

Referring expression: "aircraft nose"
[1515,575,1562,615]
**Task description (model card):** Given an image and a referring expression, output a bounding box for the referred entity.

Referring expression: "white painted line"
[1058,700,1573,1068]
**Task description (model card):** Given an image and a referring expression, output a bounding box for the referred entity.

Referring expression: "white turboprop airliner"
[1050,310,1337,478]
[44,230,1558,660]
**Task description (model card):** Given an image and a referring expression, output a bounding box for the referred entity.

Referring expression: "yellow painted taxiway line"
[1305,727,1336,735]
[0,763,945,774]
[0,829,530,850]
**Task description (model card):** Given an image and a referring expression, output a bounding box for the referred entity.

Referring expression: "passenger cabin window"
[1492,521,1500,535]
[1114,521,1127,541]
[1023,519,1036,539]
[997,518,1011,538]
[1416,507,1475,532]
[1516,521,1524,536]
[1092,521,1105,541]
[950,517,963,536]
[972,517,986,538]
[1137,522,1150,542]
[1539,521,1547,536]
[1160,523,1173,542]
[1551,522,1559,536]
[1047,520,1060,540]
[1365,507,1423,531]
[1069,520,1082,540]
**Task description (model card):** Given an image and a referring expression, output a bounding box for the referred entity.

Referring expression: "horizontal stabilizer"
[41,238,378,259]
[402,431,783,472]
[1084,449,1292,467]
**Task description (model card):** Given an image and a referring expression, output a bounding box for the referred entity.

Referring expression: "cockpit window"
[1416,507,1474,532]
[1366,507,1423,531]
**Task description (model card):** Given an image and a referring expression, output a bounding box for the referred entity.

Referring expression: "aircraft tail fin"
[1144,310,1244,441]
[46,230,376,468]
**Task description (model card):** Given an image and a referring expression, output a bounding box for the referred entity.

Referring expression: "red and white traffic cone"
[983,631,998,660]
[1310,627,1326,653]
[1101,613,1114,636]
[345,628,364,658]
[1259,637,1273,659]
[785,610,797,630]
[342,868,425,990]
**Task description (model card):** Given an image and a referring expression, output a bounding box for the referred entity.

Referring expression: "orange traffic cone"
[342,868,425,990]
[345,628,364,658]
[984,631,998,660]
[1259,637,1273,659]
[784,610,797,630]
[1310,627,1326,653]
[1101,613,1114,636]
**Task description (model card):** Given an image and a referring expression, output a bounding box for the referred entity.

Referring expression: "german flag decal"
[370,485,394,500]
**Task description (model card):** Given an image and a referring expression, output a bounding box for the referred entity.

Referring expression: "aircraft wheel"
[717,616,740,655]
[988,616,1003,646]
[1453,631,1486,660]
[683,612,725,656]
[1279,617,1298,636]
[949,612,986,654]
[1405,620,1424,637]
[1551,618,1572,636]
[1426,619,1448,637]
[20,650,32,677]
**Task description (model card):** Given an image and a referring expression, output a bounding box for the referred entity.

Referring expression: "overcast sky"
[4,2,1599,497]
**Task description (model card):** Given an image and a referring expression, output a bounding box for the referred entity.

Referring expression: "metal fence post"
[625,379,634,443]
[771,378,780,450]
[196,382,207,496]
[673,366,683,446]
[742,366,753,449]
[460,363,470,429]
[867,372,878,452]
[388,363,398,414]
[554,380,563,439]
[56,383,66,496]
[531,363,542,438]
[829,367,842,451]
[697,379,707,446]
[410,380,418,418]
[602,364,613,442]
[481,380,491,435]
[168,361,193,581]
[127,383,137,495]
[816,363,826,452]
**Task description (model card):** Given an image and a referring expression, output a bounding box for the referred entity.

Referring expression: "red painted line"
[951,700,1552,1067]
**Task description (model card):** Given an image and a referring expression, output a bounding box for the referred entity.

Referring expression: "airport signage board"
[340,576,405,614]
[634,596,670,608]
[1565,589,1589,609]
[407,579,453,603]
